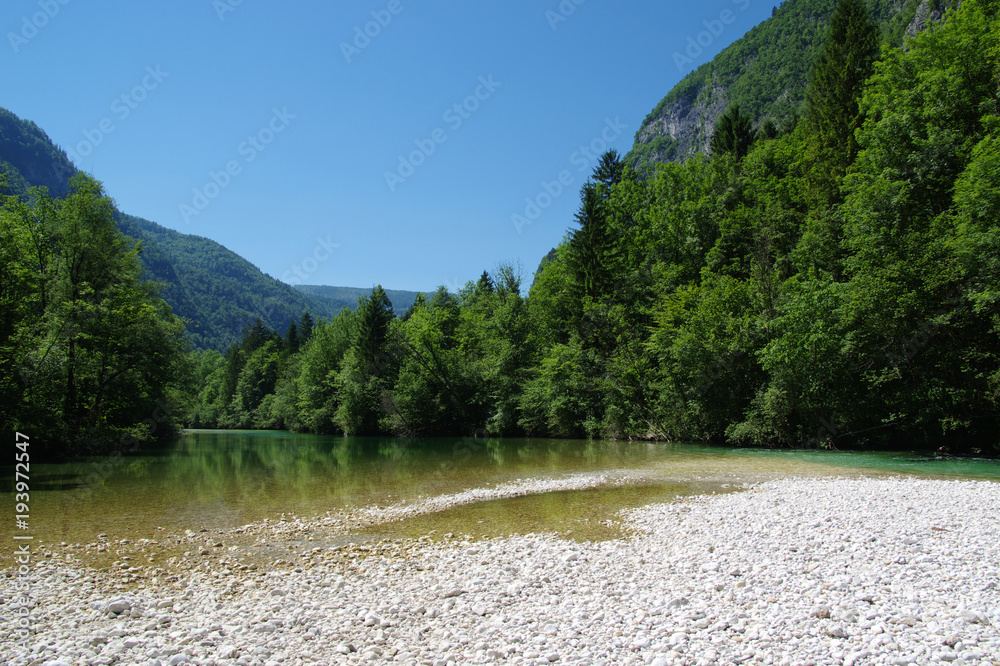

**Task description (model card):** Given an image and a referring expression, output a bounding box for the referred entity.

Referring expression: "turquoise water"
[705,446,1000,480]
[1,431,997,549]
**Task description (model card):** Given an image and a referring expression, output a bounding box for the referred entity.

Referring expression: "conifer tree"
[285,320,299,353]
[566,151,625,303]
[710,104,755,160]
[355,285,394,377]
[804,0,880,198]
[298,311,314,342]
[477,270,494,295]
[593,149,625,191]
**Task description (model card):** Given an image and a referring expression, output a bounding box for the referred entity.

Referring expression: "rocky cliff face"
[632,83,729,165]
[904,0,950,41]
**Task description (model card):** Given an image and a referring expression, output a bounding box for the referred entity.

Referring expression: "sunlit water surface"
[3,431,998,549]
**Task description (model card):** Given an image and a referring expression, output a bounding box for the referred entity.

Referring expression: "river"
[3,431,999,549]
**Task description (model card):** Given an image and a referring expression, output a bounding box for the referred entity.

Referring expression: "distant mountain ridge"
[294,285,421,317]
[0,106,419,351]
[627,0,949,169]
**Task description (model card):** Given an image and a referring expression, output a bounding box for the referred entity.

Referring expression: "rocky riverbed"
[2,476,998,665]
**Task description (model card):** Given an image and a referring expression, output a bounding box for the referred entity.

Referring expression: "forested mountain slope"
[0,106,339,350]
[628,0,950,169]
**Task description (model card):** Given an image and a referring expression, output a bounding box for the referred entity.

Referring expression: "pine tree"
[298,311,314,343]
[567,184,608,300]
[565,150,625,303]
[355,285,394,378]
[804,0,880,198]
[477,270,494,295]
[285,320,299,353]
[593,149,624,191]
[239,318,274,355]
[710,104,755,160]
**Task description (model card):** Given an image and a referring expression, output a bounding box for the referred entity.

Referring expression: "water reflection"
[1,431,997,549]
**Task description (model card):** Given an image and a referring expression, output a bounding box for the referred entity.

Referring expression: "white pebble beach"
[3,475,999,666]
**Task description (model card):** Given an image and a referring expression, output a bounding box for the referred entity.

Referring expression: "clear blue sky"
[3,0,774,293]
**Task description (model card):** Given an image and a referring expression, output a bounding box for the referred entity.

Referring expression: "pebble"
[2,477,999,666]
[106,598,131,614]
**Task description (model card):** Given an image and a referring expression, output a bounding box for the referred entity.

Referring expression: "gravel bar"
[2,476,998,665]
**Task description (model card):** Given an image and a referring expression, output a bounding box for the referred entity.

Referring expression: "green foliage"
[803,0,880,202]
[294,309,355,432]
[1,106,344,353]
[711,105,756,161]
[564,151,627,309]
[334,286,399,435]
[514,0,996,452]
[629,0,930,170]
[0,174,187,457]
[518,337,605,438]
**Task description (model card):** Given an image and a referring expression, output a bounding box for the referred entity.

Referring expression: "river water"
[3,431,999,548]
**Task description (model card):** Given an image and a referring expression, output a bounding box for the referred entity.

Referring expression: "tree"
[710,105,755,161]
[1,174,186,456]
[296,309,354,433]
[390,294,476,435]
[232,340,280,427]
[564,151,627,305]
[517,338,604,438]
[804,0,880,200]
[494,262,522,298]
[334,286,397,434]
[354,285,395,378]
[298,311,314,343]
[593,149,625,189]
[836,0,1000,450]
[476,270,494,295]
[285,320,300,353]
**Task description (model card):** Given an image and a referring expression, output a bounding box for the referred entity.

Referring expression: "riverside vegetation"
[2,0,999,458]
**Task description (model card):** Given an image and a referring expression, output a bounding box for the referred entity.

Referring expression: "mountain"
[0,107,75,199]
[627,0,949,170]
[0,106,346,351]
[294,284,421,317]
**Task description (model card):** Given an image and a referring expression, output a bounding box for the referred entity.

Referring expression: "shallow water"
[358,482,729,543]
[2,431,998,550]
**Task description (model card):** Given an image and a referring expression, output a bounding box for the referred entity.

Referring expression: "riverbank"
[2,476,998,665]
